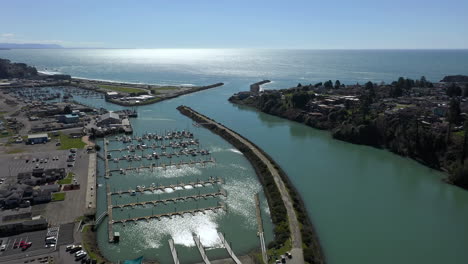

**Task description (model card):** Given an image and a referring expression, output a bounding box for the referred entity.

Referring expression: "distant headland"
[0,43,63,49]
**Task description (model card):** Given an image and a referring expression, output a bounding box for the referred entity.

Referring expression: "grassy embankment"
[82,225,109,263]
[58,172,74,185]
[55,132,86,150]
[177,106,324,264]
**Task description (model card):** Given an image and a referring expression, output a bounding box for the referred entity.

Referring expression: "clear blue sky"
[1,0,467,49]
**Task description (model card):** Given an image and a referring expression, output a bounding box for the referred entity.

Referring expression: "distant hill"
[0,58,38,78]
[440,75,468,83]
[0,43,63,49]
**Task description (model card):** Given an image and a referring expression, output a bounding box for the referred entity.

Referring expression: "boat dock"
[255,194,268,264]
[106,184,114,242]
[112,203,225,224]
[107,158,215,175]
[112,189,227,209]
[104,140,110,178]
[110,177,223,195]
[168,239,180,264]
[193,234,211,264]
[218,232,242,264]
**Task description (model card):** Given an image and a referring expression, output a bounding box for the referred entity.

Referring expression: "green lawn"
[6,148,24,154]
[97,84,147,94]
[58,172,74,185]
[52,192,66,201]
[58,133,86,150]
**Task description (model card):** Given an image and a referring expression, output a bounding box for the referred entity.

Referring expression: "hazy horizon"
[1,0,467,49]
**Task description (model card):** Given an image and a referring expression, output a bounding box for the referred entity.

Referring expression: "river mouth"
[4,49,468,264]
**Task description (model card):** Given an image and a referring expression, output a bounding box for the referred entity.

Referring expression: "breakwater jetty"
[177,105,325,264]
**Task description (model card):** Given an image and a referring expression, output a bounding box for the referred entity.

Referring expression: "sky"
[0,0,467,49]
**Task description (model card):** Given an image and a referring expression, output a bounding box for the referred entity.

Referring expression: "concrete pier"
[112,203,225,224]
[110,177,224,195]
[218,232,242,264]
[113,189,227,209]
[193,234,211,264]
[168,239,181,264]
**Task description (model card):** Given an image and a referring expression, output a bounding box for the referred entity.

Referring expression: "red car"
[21,242,32,251]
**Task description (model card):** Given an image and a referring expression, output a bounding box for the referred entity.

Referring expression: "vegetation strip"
[177,105,325,264]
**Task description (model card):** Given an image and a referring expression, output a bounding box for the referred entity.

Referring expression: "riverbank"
[229,79,468,190]
[177,105,325,264]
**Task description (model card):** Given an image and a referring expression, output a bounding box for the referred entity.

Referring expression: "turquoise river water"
[2,49,468,264]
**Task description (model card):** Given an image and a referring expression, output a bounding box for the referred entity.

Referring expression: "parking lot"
[0,223,74,260]
[0,150,71,180]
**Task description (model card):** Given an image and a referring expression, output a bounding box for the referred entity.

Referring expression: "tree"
[447,98,461,125]
[365,81,376,99]
[324,80,333,89]
[63,105,72,114]
[314,82,322,88]
[391,86,403,97]
[297,83,302,87]
[334,80,341,89]
[359,94,373,120]
[420,76,428,87]
[463,84,468,97]
[291,92,310,109]
[447,83,462,97]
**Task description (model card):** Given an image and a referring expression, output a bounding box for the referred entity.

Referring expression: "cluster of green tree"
[0,58,38,78]
[230,80,468,190]
[392,76,433,89]
[446,83,468,97]
[177,106,325,264]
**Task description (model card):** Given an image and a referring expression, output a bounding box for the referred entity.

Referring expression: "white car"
[0,244,6,251]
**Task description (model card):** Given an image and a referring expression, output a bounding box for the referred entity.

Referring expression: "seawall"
[177,105,325,264]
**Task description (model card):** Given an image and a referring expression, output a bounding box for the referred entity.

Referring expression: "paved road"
[185,107,305,264]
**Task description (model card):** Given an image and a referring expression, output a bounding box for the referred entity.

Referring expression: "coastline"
[177,105,325,264]
[228,87,468,190]
[0,76,224,107]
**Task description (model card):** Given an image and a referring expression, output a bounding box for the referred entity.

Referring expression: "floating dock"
[110,177,224,196]
[106,158,215,177]
[193,234,211,264]
[112,203,225,224]
[106,184,114,242]
[104,140,110,178]
[113,189,227,209]
[218,232,242,264]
